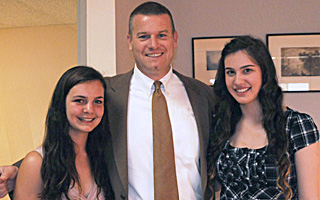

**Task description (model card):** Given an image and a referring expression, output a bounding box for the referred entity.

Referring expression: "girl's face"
[65,80,105,135]
[224,50,262,106]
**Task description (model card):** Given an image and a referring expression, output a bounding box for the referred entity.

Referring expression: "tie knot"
[154,81,162,90]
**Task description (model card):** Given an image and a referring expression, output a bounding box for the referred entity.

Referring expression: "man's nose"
[148,36,159,50]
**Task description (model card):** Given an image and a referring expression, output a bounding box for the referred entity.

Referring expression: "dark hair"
[207,36,292,199]
[128,1,175,36]
[40,66,113,199]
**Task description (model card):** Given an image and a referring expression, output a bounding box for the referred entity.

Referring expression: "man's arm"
[0,159,22,198]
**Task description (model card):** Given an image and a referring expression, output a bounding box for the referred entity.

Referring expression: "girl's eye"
[74,99,85,104]
[226,70,235,76]
[95,99,104,104]
[243,68,253,73]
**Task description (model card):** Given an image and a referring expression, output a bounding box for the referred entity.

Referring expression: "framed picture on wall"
[192,36,236,85]
[267,33,320,92]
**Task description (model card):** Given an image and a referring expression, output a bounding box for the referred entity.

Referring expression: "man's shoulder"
[104,70,133,86]
[173,70,211,89]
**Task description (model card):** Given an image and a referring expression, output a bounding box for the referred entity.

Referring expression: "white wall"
[78,0,116,77]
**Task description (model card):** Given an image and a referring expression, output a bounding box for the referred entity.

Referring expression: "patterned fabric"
[216,109,319,200]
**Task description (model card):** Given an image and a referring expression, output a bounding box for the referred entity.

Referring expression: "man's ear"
[173,31,178,48]
[127,34,133,51]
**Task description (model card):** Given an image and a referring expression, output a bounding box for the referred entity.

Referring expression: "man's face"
[127,14,178,80]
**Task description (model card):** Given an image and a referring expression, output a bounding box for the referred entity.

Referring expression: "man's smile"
[145,52,163,57]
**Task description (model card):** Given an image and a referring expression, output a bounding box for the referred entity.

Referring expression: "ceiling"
[0,0,77,29]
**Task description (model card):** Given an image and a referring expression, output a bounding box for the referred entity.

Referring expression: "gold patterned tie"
[152,81,179,200]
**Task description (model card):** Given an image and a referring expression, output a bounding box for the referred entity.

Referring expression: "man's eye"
[138,35,150,40]
[158,34,167,38]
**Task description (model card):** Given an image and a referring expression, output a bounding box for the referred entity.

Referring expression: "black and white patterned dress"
[216,109,319,200]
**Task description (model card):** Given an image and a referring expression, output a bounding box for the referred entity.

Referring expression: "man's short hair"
[128,1,176,36]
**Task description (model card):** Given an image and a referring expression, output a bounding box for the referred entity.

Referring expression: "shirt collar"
[132,64,174,96]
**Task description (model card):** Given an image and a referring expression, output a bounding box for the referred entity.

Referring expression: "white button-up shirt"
[127,66,202,200]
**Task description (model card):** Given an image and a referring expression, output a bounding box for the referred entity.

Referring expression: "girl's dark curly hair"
[207,36,292,199]
[40,66,114,199]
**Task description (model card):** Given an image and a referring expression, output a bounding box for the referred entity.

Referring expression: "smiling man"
[127,13,178,81]
[104,2,215,200]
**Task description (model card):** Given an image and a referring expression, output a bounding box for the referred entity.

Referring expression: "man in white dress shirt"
[104,2,215,199]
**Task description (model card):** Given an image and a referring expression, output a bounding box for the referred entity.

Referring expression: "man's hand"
[0,166,18,198]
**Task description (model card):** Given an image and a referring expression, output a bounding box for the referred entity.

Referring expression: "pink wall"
[116,0,320,125]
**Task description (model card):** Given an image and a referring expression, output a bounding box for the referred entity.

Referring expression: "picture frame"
[192,36,236,85]
[266,33,320,92]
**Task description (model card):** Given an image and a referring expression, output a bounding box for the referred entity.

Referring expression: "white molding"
[78,0,116,76]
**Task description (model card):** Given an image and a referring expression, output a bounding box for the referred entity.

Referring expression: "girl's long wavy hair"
[207,36,292,199]
[40,66,114,199]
